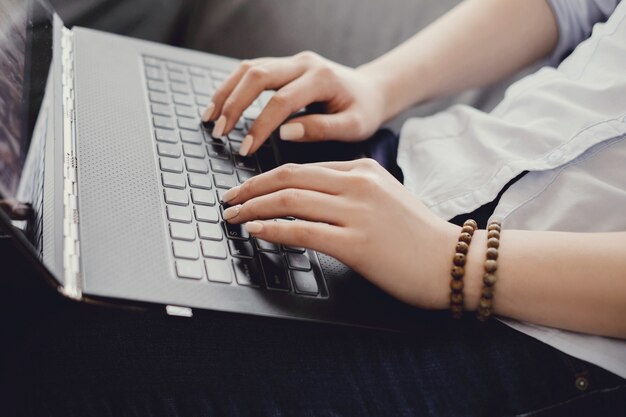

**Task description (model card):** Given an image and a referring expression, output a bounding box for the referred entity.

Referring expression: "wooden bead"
[487,230,500,240]
[477,309,492,321]
[462,225,475,236]
[481,287,494,299]
[451,266,464,279]
[456,241,469,255]
[450,292,463,304]
[464,219,478,230]
[487,223,501,232]
[487,237,500,249]
[453,253,466,267]
[451,304,464,318]
[479,298,493,310]
[486,247,498,260]
[450,279,464,292]
[459,232,472,244]
[483,273,497,286]
[484,260,498,273]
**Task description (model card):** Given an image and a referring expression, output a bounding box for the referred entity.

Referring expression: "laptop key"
[259,252,290,291]
[180,129,204,145]
[153,115,175,130]
[149,91,169,104]
[196,94,211,107]
[176,105,196,119]
[205,259,233,283]
[291,270,319,295]
[255,238,279,253]
[213,173,237,189]
[178,117,200,132]
[170,223,196,241]
[195,205,219,223]
[147,80,167,92]
[144,56,160,67]
[228,239,255,259]
[197,222,223,240]
[283,245,306,254]
[172,240,199,260]
[210,159,234,175]
[161,172,186,189]
[223,221,250,240]
[170,82,191,95]
[151,103,173,117]
[168,71,187,83]
[185,158,209,174]
[237,170,254,184]
[167,205,192,223]
[155,129,177,144]
[191,189,216,206]
[232,258,263,287]
[207,143,231,160]
[182,143,205,158]
[157,142,181,158]
[175,260,203,280]
[233,154,258,171]
[164,188,189,206]
[200,240,227,259]
[160,157,183,173]
[228,129,245,143]
[286,252,311,271]
[188,173,212,189]
[173,93,194,106]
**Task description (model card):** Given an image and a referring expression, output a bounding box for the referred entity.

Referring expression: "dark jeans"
[2,131,625,416]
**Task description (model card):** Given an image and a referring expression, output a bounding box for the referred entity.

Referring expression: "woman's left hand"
[221,159,460,309]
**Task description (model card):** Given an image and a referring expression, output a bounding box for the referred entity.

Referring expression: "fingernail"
[212,115,227,138]
[245,221,263,234]
[221,185,240,203]
[201,102,215,123]
[239,135,253,156]
[279,123,305,141]
[223,204,241,220]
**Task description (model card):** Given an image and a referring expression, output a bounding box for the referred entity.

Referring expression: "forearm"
[462,229,626,338]
[359,0,558,121]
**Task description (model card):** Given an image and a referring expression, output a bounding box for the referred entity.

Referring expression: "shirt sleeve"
[546,0,621,66]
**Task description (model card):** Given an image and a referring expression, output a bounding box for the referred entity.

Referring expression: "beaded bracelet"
[477,220,501,321]
[450,219,478,319]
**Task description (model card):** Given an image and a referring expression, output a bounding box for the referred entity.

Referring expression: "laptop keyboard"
[142,56,326,298]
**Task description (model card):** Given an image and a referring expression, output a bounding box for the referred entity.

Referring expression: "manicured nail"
[245,221,263,234]
[223,204,241,220]
[279,123,305,141]
[221,185,240,203]
[201,102,215,123]
[239,135,253,156]
[212,115,227,137]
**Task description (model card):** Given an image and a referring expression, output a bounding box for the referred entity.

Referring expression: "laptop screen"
[0,0,53,200]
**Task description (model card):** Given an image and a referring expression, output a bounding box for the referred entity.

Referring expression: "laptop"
[0,0,422,330]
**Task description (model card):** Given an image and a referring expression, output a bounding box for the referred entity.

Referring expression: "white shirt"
[397,1,626,378]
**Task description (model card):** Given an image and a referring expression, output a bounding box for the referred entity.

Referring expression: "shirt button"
[575,376,589,391]
[547,150,563,163]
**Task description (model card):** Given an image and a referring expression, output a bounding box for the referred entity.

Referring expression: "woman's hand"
[220,159,460,309]
[203,52,389,157]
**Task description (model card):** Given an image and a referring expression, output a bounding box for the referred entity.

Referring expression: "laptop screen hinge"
[60,27,82,300]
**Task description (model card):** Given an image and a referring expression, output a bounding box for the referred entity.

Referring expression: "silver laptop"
[0,0,421,330]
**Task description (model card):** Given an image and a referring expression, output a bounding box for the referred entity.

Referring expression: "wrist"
[357,58,431,122]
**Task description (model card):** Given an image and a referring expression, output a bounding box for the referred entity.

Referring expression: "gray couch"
[52,0,526,130]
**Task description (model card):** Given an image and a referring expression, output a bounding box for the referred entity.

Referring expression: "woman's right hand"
[203,51,389,156]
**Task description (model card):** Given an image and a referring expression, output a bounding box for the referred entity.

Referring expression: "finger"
[221,163,345,205]
[278,111,366,142]
[244,219,346,255]
[219,59,307,136]
[224,188,347,226]
[243,73,332,155]
[206,58,270,123]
